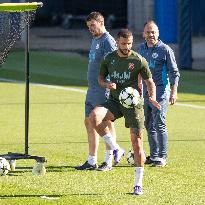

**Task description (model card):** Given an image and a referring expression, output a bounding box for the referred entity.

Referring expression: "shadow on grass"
[0,101,84,106]
[8,165,77,174]
[1,138,205,147]
[46,165,77,172]
[7,165,133,174]
[0,194,62,199]
[0,193,105,199]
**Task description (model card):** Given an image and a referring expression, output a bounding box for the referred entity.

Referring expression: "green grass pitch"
[0,51,204,205]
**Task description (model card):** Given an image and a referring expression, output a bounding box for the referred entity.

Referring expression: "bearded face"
[117,36,133,56]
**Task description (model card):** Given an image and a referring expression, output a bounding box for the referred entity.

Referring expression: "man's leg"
[104,121,115,165]
[130,128,144,196]
[97,121,116,171]
[144,99,159,163]
[75,99,99,170]
[77,118,115,171]
[153,97,169,167]
[90,106,124,166]
[75,117,99,170]
[85,117,99,164]
[85,117,99,157]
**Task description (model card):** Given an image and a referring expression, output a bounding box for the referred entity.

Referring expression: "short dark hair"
[117,29,133,39]
[144,20,158,28]
[86,11,104,23]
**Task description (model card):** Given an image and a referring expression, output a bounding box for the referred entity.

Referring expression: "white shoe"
[153,158,167,167]
[113,148,125,166]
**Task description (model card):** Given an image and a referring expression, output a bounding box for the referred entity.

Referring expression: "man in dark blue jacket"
[139,20,180,167]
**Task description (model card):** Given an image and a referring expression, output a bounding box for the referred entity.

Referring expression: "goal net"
[0,2,43,65]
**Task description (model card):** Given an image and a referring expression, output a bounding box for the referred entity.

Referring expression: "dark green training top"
[100,50,152,101]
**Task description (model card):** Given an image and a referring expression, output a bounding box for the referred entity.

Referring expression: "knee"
[89,109,101,127]
[84,117,91,127]
[130,129,143,149]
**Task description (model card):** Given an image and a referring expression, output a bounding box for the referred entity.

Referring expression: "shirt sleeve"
[100,56,109,78]
[102,37,117,57]
[140,57,152,80]
[136,43,142,54]
[166,47,180,87]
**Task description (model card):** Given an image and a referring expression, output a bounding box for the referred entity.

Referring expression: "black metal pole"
[25,12,30,155]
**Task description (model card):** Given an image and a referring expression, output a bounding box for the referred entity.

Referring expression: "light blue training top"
[87,31,117,90]
[138,39,180,99]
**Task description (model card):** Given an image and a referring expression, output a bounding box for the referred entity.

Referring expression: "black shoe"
[75,161,97,170]
[97,162,112,171]
[144,156,156,165]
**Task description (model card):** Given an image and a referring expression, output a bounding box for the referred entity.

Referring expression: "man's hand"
[149,97,161,110]
[106,82,116,90]
[98,75,116,90]
[169,86,178,105]
[144,78,160,109]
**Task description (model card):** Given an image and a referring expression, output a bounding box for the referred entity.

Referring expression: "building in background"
[2,0,205,70]
[127,0,154,36]
[34,0,127,28]
[2,0,205,38]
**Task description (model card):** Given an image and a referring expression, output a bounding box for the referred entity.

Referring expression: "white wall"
[128,0,154,35]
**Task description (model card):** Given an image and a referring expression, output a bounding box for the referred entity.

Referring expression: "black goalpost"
[0,2,46,175]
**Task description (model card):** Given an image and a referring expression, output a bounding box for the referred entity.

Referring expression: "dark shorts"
[101,99,144,131]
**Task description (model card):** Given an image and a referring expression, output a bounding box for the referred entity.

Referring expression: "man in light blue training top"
[75,12,124,171]
[138,20,180,167]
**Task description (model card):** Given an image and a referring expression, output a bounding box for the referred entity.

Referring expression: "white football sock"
[104,150,113,167]
[134,167,144,187]
[103,133,120,150]
[88,155,97,166]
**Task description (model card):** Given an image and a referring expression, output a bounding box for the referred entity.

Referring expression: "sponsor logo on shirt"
[111,71,131,84]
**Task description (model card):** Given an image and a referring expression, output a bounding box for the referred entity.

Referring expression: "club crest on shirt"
[128,62,135,70]
[152,52,158,58]
[96,44,100,49]
[111,59,115,65]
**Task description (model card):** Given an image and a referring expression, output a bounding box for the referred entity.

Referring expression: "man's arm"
[144,78,161,110]
[170,85,178,105]
[137,74,143,97]
[166,47,180,105]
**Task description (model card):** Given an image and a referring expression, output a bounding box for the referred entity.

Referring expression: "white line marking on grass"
[175,103,205,109]
[0,77,86,93]
[0,78,205,109]
[0,77,20,83]
[34,83,86,93]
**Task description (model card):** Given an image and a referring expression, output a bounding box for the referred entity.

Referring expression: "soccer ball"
[127,150,135,166]
[126,150,146,166]
[32,162,46,175]
[0,157,11,176]
[119,87,140,108]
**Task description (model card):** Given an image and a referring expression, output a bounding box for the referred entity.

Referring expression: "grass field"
[0,51,205,205]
